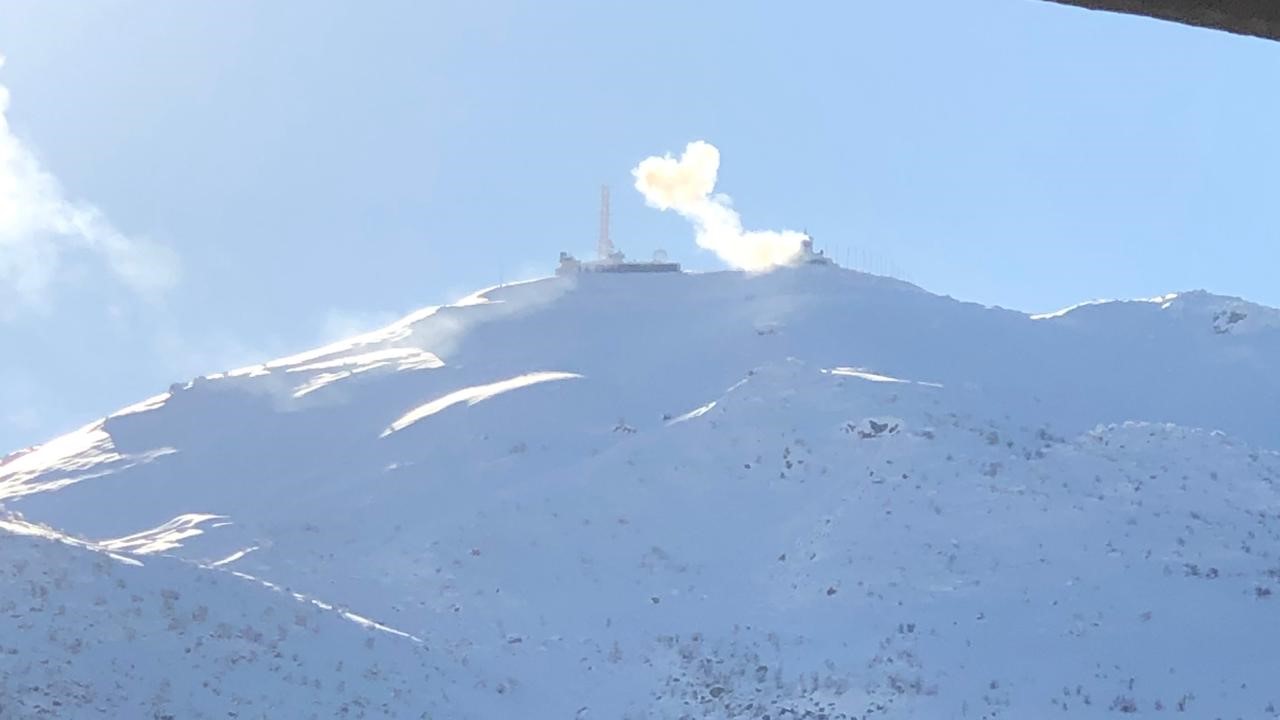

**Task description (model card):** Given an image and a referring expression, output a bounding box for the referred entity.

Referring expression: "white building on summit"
[796,235,834,266]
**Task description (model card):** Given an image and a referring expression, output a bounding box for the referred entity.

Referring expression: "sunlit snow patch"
[666,376,753,426]
[0,514,146,566]
[826,367,909,383]
[338,610,423,642]
[1030,293,1179,320]
[99,513,227,555]
[225,567,424,643]
[381,371,583,437]
[0,421,175,502]
[225,364,271,379]
[109,392,172,418]
[668,400,717,425]
[0,422,119,494]
[0,515,78,543]
[292,371,352,399]
[286,347,443,374]
[210,545,259,567]
[823,367,943,388]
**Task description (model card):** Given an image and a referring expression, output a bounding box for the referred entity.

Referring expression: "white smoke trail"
[0,53,178,317]
[631,141,804,270]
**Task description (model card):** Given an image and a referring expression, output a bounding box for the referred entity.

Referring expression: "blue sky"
[1,0,1277,453]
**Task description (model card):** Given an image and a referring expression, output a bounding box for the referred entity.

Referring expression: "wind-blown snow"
[3,267,1279,718]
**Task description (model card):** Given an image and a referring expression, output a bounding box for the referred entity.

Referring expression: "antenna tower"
[598,185,614,260]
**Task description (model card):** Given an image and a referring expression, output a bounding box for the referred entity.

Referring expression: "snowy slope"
[0,517,474,719]
[3,267,1280,718]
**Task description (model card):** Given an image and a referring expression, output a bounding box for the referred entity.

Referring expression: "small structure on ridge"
[556,186,682,275]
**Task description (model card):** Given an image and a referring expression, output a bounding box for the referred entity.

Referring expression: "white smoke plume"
[0,53,179,317]
[632,140,804,270]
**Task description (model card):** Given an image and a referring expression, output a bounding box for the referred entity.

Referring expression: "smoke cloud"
[0,54,179,317]
[632,141,804,270]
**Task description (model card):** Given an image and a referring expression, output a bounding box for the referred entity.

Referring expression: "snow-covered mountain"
[3,267,1279,718]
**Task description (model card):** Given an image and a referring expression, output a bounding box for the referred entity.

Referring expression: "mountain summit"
[4,267,1279,718]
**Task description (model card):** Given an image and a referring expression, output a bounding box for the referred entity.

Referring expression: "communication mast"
[554,184,681,275]
[598,185,614,260]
